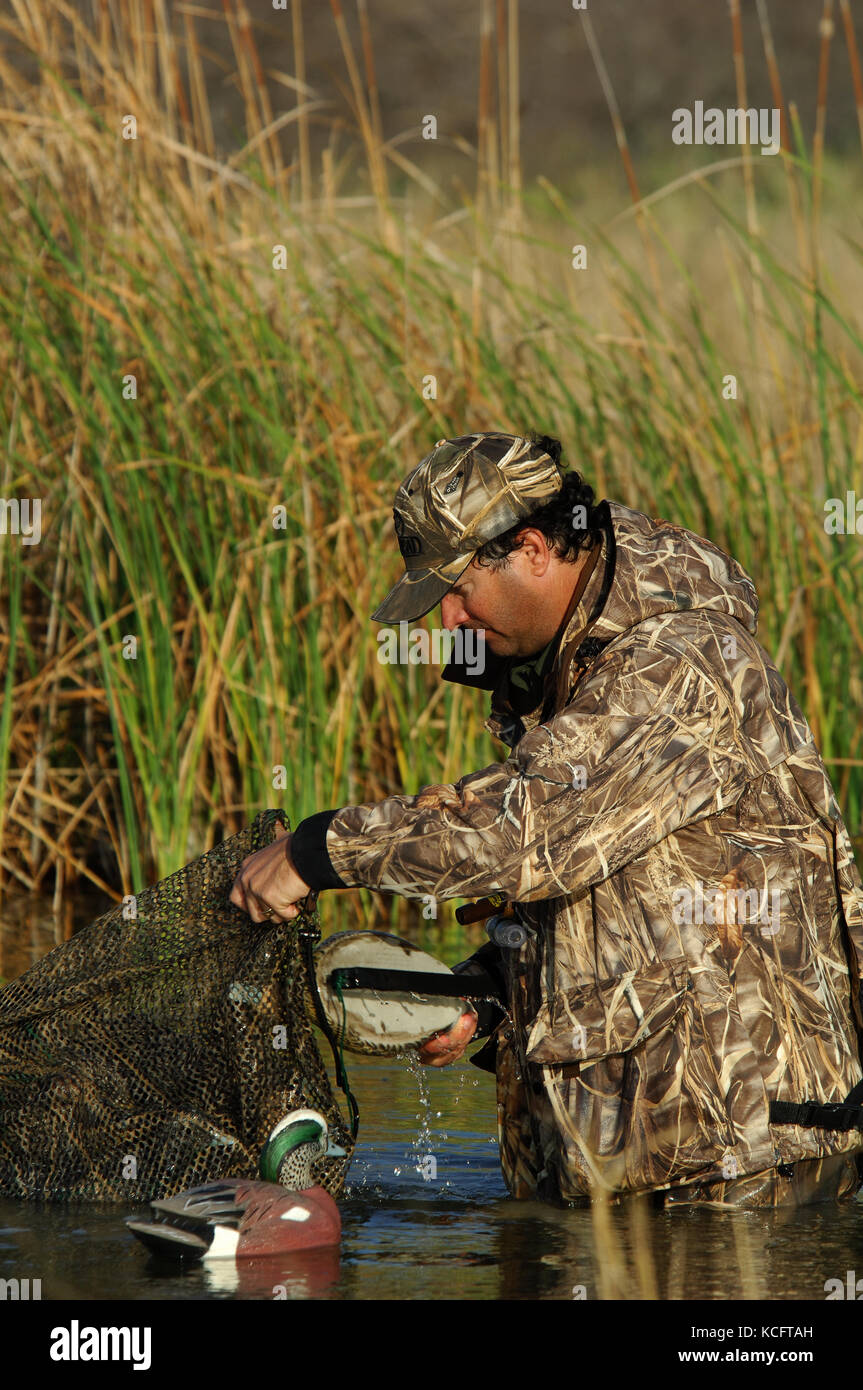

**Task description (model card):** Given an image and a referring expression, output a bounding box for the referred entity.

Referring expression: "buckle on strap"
[770,1099,863,1132]
[816,1103,863,1132]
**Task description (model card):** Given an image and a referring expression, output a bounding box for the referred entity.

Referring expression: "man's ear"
[516,528,554,575]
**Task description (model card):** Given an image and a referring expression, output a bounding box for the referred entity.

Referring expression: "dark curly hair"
[474,433,601,569]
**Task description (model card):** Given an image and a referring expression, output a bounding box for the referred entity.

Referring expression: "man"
[231,431,863,1207]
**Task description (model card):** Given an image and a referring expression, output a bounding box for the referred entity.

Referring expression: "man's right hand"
[417,1009,478,1068]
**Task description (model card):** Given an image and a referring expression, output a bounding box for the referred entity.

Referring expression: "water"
[1,1047,863,1301]
[3,902,863,1302]
[0,897,59,984]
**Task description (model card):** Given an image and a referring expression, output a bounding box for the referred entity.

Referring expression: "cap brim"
[371,554,474,623]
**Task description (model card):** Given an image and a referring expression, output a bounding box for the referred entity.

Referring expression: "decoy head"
[259,1108,346,1189]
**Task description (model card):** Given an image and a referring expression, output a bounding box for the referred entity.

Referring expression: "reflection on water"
[0,896,60,984]
[2,898,863,1300]
[0,889,113,985]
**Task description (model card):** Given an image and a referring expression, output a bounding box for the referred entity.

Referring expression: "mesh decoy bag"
[0,810,353,1201]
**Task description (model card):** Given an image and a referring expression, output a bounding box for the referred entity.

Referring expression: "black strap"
[300,928,360,1140]
[328,967,501,999]
[770,1078,863,1133]
[571,500,616,669]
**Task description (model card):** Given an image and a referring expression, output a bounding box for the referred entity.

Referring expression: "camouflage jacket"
[292,500,863,1200]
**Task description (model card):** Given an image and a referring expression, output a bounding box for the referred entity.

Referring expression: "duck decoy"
[126,1109,345,1261]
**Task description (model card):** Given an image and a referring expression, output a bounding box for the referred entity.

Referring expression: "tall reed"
[0,0,860,951]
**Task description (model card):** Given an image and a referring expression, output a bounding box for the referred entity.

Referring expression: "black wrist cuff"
[290,809,349,891]
[452,940,507,1039]
[468,997,506,1038]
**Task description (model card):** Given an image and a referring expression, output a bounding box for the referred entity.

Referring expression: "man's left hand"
[417,1010,478,1067]
[230,823,313,922]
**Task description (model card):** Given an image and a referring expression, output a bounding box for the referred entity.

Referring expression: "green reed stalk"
[0,2,861,921]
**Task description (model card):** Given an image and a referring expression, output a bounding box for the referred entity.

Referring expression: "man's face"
[439,537,565,659]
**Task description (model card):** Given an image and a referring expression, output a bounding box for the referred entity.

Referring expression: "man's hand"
[417,1009,478,1068]
[230,823,313,922]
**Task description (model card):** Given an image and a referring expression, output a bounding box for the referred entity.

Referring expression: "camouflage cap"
[371,432,564,623]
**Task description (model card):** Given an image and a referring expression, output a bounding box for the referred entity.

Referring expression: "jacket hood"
[585,501,758,649]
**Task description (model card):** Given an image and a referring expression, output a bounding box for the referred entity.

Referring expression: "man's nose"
[440,591,468,629]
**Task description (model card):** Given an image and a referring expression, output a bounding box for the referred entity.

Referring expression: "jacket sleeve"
[312,636,768,904]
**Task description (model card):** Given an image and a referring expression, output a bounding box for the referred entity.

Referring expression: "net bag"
[0,809,353,1202]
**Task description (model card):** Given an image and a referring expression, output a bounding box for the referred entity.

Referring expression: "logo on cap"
[394,510,422,558]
